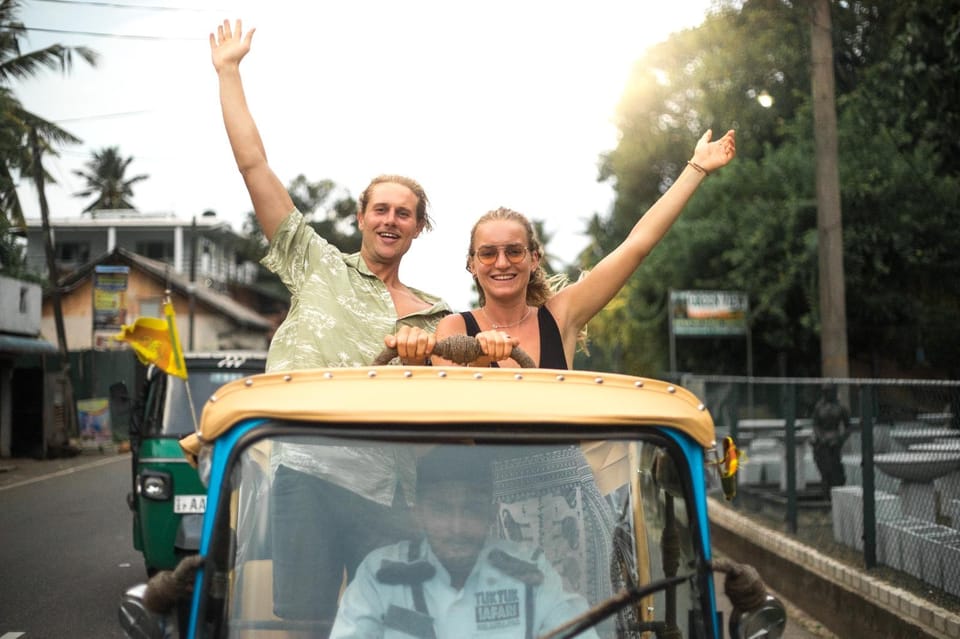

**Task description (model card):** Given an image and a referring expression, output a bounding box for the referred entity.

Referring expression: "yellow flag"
[114,300,188,379]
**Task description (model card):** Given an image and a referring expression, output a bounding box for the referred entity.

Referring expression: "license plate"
[174,495,206,514]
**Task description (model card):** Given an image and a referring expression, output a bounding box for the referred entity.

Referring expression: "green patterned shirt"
[261,208,451,505]
[261,208,451,372]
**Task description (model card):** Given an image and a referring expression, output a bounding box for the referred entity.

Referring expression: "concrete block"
[876,517,925,571]
[935,471,960,514]
[946,499,960,530]
[942,539,960,597]
[874,492,904,522]
[900,481,939,522]
[802,446,820,484]
[915,527,960,588]
[831,486,862,548]
[779,442,808,491]
[875,468,901,494]
[900,523,945,581]
[842,453,862,486]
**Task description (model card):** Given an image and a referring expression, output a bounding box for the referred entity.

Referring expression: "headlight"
[730,594,787,639]
[139,471,172,501]
[197,445,214,488]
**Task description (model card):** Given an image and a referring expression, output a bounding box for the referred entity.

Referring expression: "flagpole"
[163,291,198,433]
[184,382,200,435]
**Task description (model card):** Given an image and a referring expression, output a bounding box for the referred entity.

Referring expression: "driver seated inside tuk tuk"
[330,446,598,639]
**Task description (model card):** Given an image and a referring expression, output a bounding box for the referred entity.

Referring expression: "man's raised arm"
[210,19,293,242]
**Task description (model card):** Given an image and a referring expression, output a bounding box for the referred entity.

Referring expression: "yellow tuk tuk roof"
[197,366,716,448]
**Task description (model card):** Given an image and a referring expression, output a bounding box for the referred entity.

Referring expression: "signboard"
[670,290,749,336]
[93,265,129,350]
[77,397,111,444]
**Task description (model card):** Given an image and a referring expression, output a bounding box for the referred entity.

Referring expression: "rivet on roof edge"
[404,371,413,378]
[438,371,447,378]
[594,377,603,384]
[473,372,483,380]
[698,403,706,411]
[209,395,217,403]
[323,372,333,379]
[555,375,565,382]
[667,385,676,393]
[367,370,377,378]
[634,380,644,388]
[244,379,253,387]
[283,375,292,382]
[514,373,523,380]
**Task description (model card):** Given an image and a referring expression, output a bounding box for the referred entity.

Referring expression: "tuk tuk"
[119,347,784,638]
[123,351,267,574]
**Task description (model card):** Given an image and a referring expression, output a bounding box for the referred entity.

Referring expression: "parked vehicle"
[121,351,267,575]
[119,339,783,638]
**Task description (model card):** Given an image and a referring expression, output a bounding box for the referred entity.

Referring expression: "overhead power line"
[35,0,225,11]
[24,26,205,41]
[55,110,153,123]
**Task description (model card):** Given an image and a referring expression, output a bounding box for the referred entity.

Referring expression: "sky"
[13,0,716,311]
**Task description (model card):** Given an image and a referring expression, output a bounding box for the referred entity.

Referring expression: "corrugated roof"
[54,248,273,331]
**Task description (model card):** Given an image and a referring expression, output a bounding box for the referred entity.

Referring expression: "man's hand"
[143,554,204,614]
[210,19,255,73]
[384,326,436,365]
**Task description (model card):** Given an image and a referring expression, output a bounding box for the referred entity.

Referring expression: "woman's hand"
[690,129,736,174]
[475,330,520,363]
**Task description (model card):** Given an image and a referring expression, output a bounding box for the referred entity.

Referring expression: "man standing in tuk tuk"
[210,19,451,627]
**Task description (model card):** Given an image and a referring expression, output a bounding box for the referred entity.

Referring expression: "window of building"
[56,242,90,263]
[135,241,175,262]
[138,298,162,319]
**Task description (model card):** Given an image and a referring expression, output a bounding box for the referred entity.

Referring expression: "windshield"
[161,369,254,436]
[199,432,711,639]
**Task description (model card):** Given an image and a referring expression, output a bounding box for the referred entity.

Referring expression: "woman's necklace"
[480,306,533,329]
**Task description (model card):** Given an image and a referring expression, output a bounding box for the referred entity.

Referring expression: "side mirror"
[729,594,787,639]
[118,584,171,639]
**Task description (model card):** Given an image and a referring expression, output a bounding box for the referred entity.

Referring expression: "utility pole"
[189,216,197,351]
[30,126,78,452]
[810,0,849,379]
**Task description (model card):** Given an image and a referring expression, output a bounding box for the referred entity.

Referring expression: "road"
[0,454,143,638]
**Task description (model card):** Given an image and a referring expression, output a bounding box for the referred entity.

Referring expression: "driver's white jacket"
[330,537,598,639]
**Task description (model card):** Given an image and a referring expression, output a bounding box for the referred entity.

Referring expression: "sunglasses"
[472,244,529,265]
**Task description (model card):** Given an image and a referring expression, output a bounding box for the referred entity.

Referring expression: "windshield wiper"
[537,572,693,639]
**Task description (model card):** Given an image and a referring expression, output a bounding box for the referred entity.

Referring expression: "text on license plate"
[174,495,206,514]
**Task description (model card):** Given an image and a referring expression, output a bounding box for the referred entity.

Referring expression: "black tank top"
[459,306,568,369]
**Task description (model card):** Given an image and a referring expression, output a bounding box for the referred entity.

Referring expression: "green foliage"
[72,146,148,211]
[583,0,960,378]
[0,0,98,227]
[236,175,360,293]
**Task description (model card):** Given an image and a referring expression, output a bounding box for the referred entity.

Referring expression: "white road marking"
[0,455,126,492]
[1,632,27,638]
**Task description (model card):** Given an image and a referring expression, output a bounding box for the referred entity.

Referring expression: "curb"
[709,497,960,639]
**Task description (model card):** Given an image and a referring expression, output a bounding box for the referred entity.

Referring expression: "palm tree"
[0,0,98,228]
[72,146,148,212]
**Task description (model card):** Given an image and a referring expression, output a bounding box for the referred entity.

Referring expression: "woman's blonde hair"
[467,207,589,353]
[467,207,550,307]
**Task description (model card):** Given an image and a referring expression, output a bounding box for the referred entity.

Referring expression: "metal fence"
[681,374,960,603]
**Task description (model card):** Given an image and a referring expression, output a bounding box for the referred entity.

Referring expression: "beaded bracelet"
[687,160,709,176]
